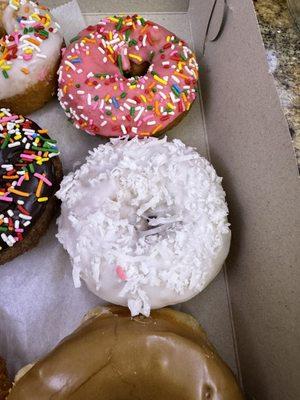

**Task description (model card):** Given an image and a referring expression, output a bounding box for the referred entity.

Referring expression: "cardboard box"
[0,1,299,399]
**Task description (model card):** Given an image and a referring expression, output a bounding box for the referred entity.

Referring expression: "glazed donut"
[56,137,230,316]
[7,306,244,400]
[58,15,198,137]
[0,0,63,115]
[0,108,62,265]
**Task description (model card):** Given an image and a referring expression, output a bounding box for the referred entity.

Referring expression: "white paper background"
[0,1,237,377]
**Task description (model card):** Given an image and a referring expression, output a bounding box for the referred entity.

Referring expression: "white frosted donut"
[0,0,63,113]
[56,137,231,316]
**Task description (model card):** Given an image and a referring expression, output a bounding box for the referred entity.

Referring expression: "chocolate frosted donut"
[0,108,62,264]
[7,306,244,399]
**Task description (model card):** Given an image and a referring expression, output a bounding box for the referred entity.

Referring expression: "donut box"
[0,1,298,399]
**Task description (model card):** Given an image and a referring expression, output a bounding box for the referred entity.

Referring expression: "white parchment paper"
[52,0,86,44]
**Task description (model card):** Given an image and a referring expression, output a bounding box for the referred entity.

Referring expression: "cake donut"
[58,15,198,137]
[57,137,231,316]
[7,306,244,399]
[0,108,62,265]
[0,0,63,115]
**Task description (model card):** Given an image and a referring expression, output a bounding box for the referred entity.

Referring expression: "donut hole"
[123,60,151,78]
[135,215,158,234]
[137,215,182,242]
[202,384,214,399]
[145,215,158,230]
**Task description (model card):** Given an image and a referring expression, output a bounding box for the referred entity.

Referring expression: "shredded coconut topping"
[56,137,231,316]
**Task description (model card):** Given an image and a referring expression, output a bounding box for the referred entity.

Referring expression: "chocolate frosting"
[8,306,244,399]
[0,111,59,251]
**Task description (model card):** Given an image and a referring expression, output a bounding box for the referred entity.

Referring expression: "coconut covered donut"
[56,137,231,316]
[7,306,244,399]
[58,15,198,137]
[0,0,63,115]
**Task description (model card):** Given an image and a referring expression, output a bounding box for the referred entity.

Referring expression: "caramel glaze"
[8,306,245,399]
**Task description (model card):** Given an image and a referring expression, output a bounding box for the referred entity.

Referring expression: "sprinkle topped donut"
[0,0,63,115]
[0,108,62,264]
[58,15,199,137]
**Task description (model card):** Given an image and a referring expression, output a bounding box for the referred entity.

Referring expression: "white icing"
[0,0,63,99]
[56,137,231,316]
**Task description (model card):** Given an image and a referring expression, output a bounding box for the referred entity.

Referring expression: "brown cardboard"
[192,1,300,399]
[0,1,299,399]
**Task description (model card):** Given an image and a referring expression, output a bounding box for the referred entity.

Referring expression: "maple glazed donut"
[56,137,231,316]
[0,108,62,265]
[58,15,198,137]
[0,0,63,115]
[7,306,245,400]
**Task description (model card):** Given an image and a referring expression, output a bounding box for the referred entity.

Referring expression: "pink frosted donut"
[58,15,199,137]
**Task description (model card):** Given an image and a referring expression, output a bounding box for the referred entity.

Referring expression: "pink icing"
[58,15,199,138]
